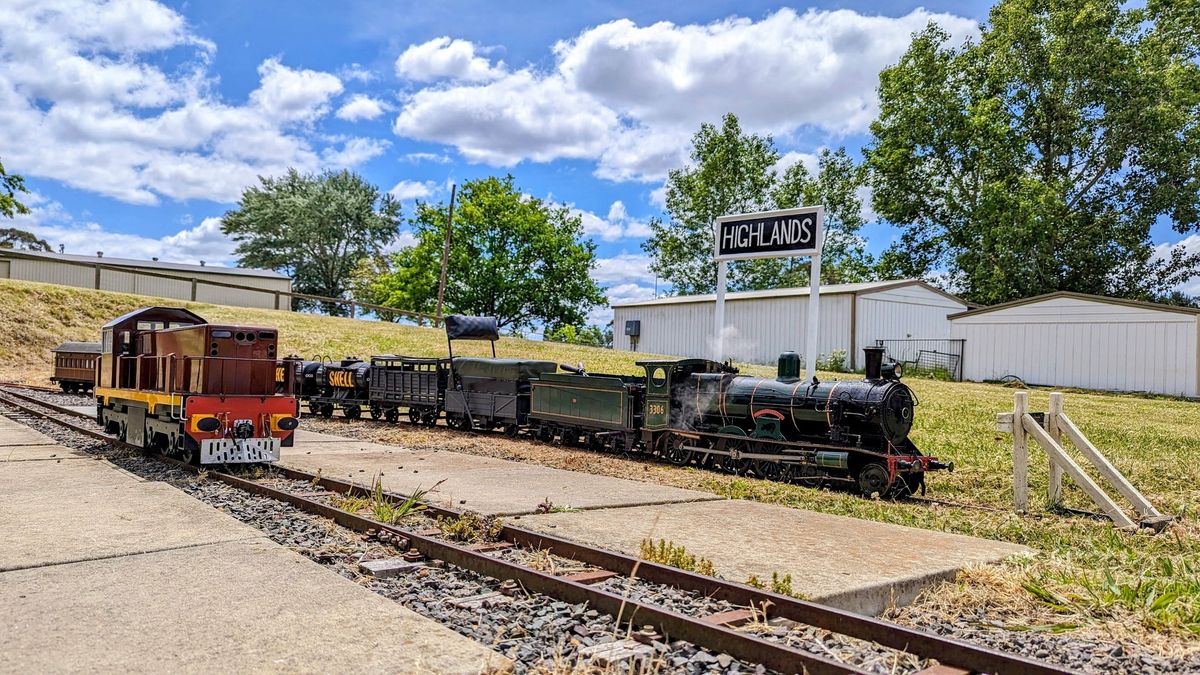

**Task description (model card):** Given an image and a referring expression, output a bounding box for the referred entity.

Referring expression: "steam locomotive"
[280,316,950,496]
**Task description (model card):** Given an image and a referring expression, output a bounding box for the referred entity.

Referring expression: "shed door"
[0,260,9,278]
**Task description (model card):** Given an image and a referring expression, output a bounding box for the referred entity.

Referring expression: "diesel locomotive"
[94,307,299,464]
[282,315,949,496]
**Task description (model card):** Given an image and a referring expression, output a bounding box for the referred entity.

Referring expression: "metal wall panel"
[853,285,966,370]
[951,296,1199,397]
[613,294,853,365]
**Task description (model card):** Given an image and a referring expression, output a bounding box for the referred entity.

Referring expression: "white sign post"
[713,205,824,382]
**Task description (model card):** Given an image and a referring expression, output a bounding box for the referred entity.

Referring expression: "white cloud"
[573,200,653,242]
[10,197,237,265]
[648,185,667,210]
[338,63,375,83]
[395,36,506,82]
[586,281,658,326]
[402,152,451,164]
[336,93,387,121]
[0,0,360,205]
[321,137,389,167]
[593,253,656,284]
[388,179,438,200]
[391,9,978,182]
[774,151,820,176]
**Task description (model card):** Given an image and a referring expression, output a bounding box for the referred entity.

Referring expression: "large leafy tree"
[867,0,1200,305]
[0,228,51,251]
[643,114,873,295]
[222,169,401,314]
[358,175,606,331]
[0,156,30,219]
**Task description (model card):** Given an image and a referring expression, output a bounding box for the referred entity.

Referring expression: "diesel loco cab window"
[212,330,233,338]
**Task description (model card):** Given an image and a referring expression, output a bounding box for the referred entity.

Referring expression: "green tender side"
[531,372,632,430]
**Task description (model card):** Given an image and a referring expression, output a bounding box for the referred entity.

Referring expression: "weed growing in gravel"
[638,539,716,577]
[330,475,436,525]
[438,510,504,542]
[746,571,809,600]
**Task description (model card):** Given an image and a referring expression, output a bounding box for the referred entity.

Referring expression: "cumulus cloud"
[9,197,238,265]
[395,36,506,82]
[402,152,451,164]
[0,0,355,205]
[573,201,653,242]
[593,253,657,284]
[321,137,390,168]
[336,93,388,121]
[388,179,438,201]
[586,281,658,326]
[391,8,978,182]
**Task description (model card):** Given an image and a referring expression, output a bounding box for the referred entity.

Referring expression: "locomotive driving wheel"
[663,435,693,465]
[343,405,362,420]
[856,462,893,496]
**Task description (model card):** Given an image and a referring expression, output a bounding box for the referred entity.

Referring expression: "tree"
[358,175,606,332]
[867,0,1200,306]
[0,157,29,220]
[0,228,50,251]
[545,323,607,348]
[643,114,873,295]
[222,169,401,315]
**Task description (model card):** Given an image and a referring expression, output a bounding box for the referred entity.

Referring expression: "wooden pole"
[1047,392,1063,505]
[1013,391,1029,513]
[435,183,457,328]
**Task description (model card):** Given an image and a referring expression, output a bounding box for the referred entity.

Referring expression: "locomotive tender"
[94,307,299,464]
[284,315,949,496]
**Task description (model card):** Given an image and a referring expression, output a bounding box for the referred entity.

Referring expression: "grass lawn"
[2,277,1197,647]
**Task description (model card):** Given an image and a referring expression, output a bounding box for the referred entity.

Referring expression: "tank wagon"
[94,307,299,464]
[50,341,101,393]
[286,315,951,496]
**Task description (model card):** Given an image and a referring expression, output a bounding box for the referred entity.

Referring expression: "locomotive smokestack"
[864,346,884,381]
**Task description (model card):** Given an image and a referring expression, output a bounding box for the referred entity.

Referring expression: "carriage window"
[212,330,233,338]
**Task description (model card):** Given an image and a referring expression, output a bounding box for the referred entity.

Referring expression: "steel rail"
[0,387,1073,675]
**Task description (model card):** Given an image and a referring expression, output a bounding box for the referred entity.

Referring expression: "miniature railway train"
[279,315,951,496]
[55,309,949,493]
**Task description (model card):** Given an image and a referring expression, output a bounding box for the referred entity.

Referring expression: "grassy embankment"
[1,277,1197,645]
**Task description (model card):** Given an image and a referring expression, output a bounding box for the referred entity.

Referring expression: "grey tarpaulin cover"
[453,358,557,381]
[444,315,500,341]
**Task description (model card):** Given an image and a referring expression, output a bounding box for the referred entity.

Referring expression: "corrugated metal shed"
[0,249,292,310]
[612,279,967,368]
[950,291,1200,397]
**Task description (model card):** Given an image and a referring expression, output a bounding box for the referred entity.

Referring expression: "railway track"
[0,386,1072,675]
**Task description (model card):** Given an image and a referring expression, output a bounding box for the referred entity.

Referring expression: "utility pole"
[435,183,457,327]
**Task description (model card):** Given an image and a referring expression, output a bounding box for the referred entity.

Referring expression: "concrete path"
[521,500,1032,616]
[0,424,507,674]
[281,432,722,515]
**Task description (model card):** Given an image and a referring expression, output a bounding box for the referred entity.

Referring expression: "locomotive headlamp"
[271,414,299,431]
[893,363,904,379]
[881,362,903,380]
[193,416,221,432]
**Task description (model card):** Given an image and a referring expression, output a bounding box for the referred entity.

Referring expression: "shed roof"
[948,291,1200,320]
[0,249,288,280]
[613,279,966,308]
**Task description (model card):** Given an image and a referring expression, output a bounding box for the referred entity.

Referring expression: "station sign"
[713,206,823,261]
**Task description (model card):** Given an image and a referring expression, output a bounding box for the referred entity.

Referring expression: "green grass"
[2,277,1198,640]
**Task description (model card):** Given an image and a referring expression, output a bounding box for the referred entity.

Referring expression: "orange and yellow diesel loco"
[94,307,299,464]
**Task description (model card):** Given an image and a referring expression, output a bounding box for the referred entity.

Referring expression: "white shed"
[949,292,1200,397]
[612,279,968,370]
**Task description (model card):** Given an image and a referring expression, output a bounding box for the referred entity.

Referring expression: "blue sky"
[1,0,1195,326]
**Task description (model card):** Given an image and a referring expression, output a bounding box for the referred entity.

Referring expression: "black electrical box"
[624,320,641,337]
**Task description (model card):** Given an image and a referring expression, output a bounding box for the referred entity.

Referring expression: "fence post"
[274,292,281,310]
[1013,390,1029,513]
[94,265,101,289]
[349,302,356,319]
[1047,392,1063,505]
[190,278,198,301]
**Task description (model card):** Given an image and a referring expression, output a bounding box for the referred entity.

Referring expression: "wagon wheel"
[856,462,893,497]
[504,424,520,437]
[384,408,399,423]
[663,436,694,465]
[422,410,440,426]
[559,429,579,447]
[343,405,362,420]
[536,426,554,443]
[408,408,423,425]
[370,406,383,420]
[319,403,334,418]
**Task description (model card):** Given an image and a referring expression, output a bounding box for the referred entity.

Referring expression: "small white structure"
[612,279,967,369]
[950,291,1200,397]
[0,249,292,310]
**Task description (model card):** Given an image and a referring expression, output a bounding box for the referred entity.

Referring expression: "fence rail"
[0,250,436,324]
[874,338,965,381]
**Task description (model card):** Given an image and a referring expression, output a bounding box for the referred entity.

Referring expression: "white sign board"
[712,205,825,383]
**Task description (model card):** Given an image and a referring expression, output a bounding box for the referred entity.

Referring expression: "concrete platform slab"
[0,443,88,461]
[281,444,721,515]
[522,500,1033,616]
[0,428,60,447]
[0,458,262,571]
[0,538,507,674]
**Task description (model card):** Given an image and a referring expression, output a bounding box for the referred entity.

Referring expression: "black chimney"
[864,346,884,381]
